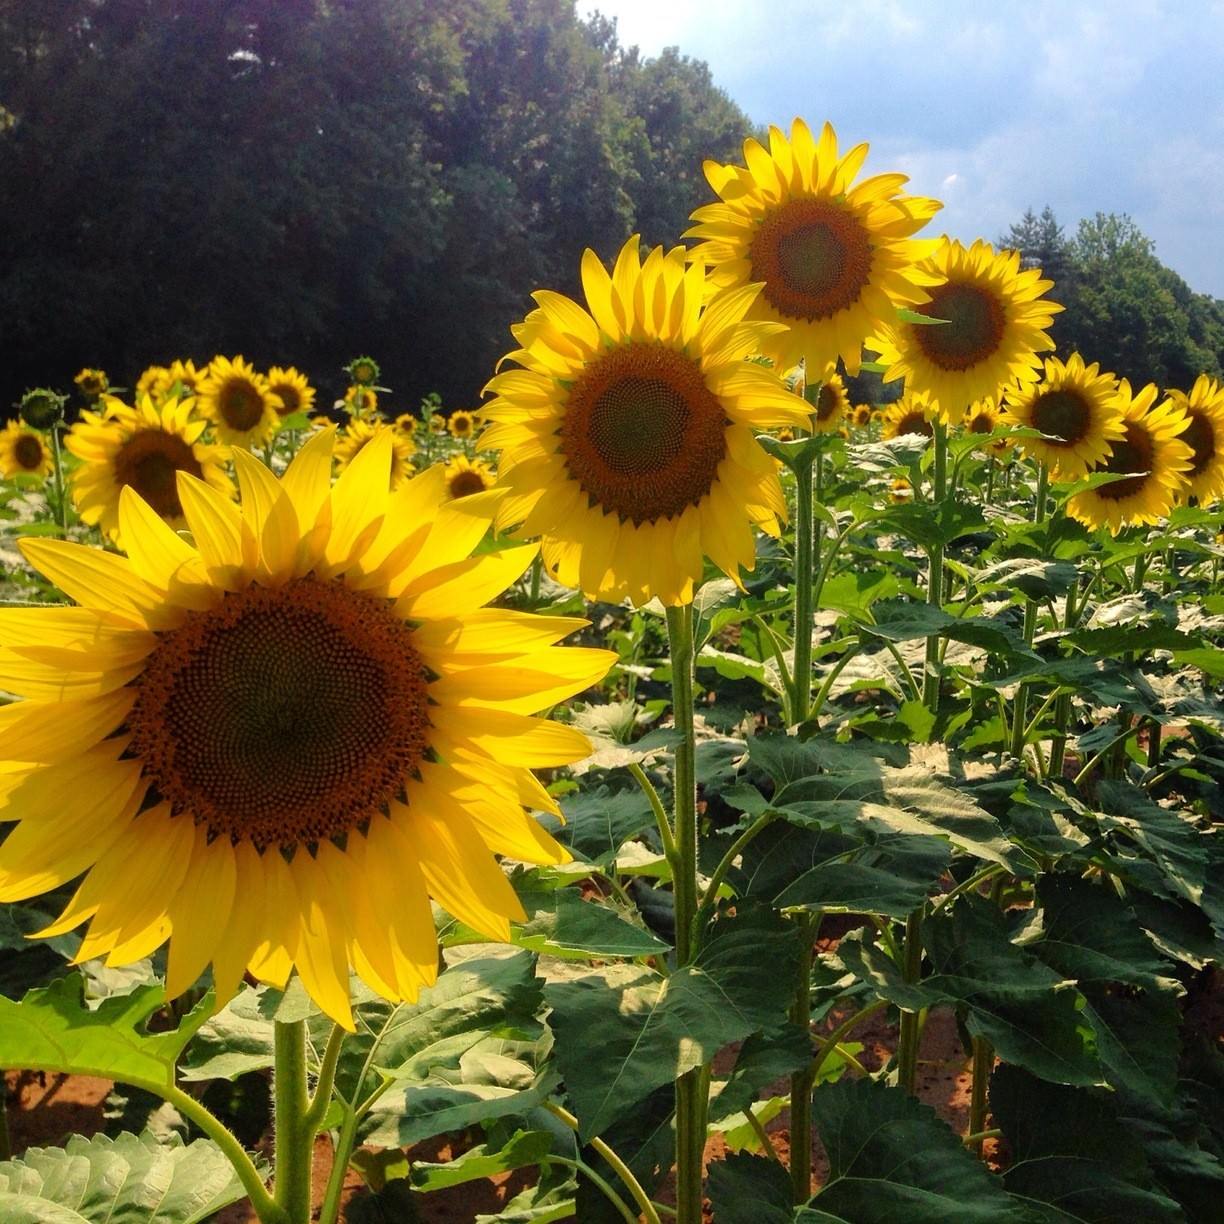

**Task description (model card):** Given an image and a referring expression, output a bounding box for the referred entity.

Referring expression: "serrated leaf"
[860,599,1035,662]
[410,1129,554,1191]
[554,788,656,867]
[0,1132,248,1223]
[706,1153,793,1224]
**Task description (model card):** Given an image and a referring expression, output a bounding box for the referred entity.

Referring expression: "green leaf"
[706,1153,793,1224]
[554,788,656,867]
[816,569,901,616]
[410,1129,554,1192]
[0,977,212,1092]
[546,909,802,1139]
[0,1132,248,1223]
[861,599,1036,662]
[873,499,988,552]
[708,1025,813,1123]
[972,557,1079,601]
[809,1078,1026,1222]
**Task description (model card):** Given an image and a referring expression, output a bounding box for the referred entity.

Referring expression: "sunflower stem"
[922,420,948,712]
[1010,462,1048,759]
[273,1019,315,1224]
[896,908,925,1095]
[968,1035,994,1156]
[529,554,542,605]
[788,911,816,1204]
[985,455,996,505]
[792,449,816,724]
[49,421,69,534]
[666,602,706,1224]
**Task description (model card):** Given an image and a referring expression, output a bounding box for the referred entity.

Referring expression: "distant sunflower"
[66,395,232,542]
[198,356,278,448]
[880,392,936,441]
[811,369,850,434]
[686,118,941,373]
[343,385,378,419]
[484,235,811,605]
[165,359,205,399]
[1003,352,1123,480]
[136,366,172,402]
[267,366,316,419]
[395,413,419,436]
[867,239,1062,423]
[963,397,1010,454]
[1067,381,1193,533]
[335,419,415,488]
[448,410,478,441]
[852,404,873,428]
[0,423,53,479]
[0,432,613,1026]
[74,368,109,401]
[442,454,496,502]
[428,412,448,435]
[346,356,380,386]
[1166,374,1224,505]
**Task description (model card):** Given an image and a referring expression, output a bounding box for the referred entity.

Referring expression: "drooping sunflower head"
[880,391,936,441]
[442,454,496,502]
[1002,352,1124,481]
[345,355,381,386]
[852,403,873,428]
[343,384,379,419]
[868,239,1063,423]
[448,410,478,441]
[65,394,233,542]
[267,365,317,418]
[0,432,614,1026]
[74,368,109,400]
[483,234,811,605]
[811,368,851,434]
[395,413,419,436]
[198,355,278,448]
[165,359,205,399]
[135,365,172,402]
[335,418,415,488]
[0,422,53,479]
[686,118,942,374]
[18,387,65,430]
[1166,374,1224,505]
[1067,380,1193,533]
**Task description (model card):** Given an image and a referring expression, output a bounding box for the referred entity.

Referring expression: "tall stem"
[896,908,924,1095]
[49,422,69,533]
[922,420,948,712]
[666,603,705,1224]
[788,912,815,1204]
[968,1035,993,1155]
[792,453,815,724]
[1010,463,1048,759]
[273,1020,314,1224]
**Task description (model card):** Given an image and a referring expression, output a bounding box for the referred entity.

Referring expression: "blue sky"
[578,0,1224,297]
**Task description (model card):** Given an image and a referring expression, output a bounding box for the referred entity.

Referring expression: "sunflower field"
[0,118,1222,1224]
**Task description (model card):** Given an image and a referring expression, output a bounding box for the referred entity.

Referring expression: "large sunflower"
[198,355,278,448]
[1166,374,1224,505]
[483,235,811,605]
[0,422,53,479]
[880,391,936,440]
[335,419,415,488]
[1067,380,1192,533]
[0,432,613,1026]
[686,118,941,373]
[1002,352,1123,480]
[867,239,1062,423]
[66,395,233,542]
[267,366,317,419]
[810,368,850,434]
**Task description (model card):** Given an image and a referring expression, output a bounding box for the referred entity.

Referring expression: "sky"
[577,0,1224,296]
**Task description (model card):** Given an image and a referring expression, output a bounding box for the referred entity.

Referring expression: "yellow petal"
[177,472,253,587]
[396,544,538,620]
[0,690,134,763]
[166,828,236,998]
[18,539,169,628]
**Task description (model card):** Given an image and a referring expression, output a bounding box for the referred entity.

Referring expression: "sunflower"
[867,239,1063,423]
[74,368,109,400]
[395,413,419,436]
[165,359,205,399]
[345,356,380,386]
[852,404,873,428]
[1002,352,1124,481]
[428,412,448,435]
[19,388,65,430]
[963,397,1011,454]
[66,395,233,542]
[0,433,613,1026]
[483,235,811,606]
[136,366,172,401]
[889,477,913,503]
[1166,374,1224,505]
[267,366,317,419]
[811,369,850,434]
[1067,381,1193,533]
[198,356,278,448]
[880,391,936,441]
[448,410,478,441]
[686,118,941,374]
[442,455,496,502]
[335,419,415,488]
[343,385,378,419]
[0,423,53,479]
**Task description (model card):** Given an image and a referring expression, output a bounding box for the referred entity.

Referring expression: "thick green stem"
[1010,463,1048,759]
[968,1036,994,1155]
[792,454,815,724]
[896,909,924,1095]
[49,423,69,533]
[923,421,948,712]
[529,554,542,605]
[789,912,816,1204]
[273,1020,314,1224]
[666,603,705,1224]
[317,1105,359,1224]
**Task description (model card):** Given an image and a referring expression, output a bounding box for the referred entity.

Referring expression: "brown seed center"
[13,434,43,470]
[1095,421,1154,501]
[272,384,301,416]
[449,469,488,499]
[113,430,203,519]
[219,378,266,431]
[1182,409,1216,477]
[1032,389,1092,447]
[913,282,1007,371]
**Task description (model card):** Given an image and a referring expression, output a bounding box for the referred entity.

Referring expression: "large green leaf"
[860,599,1035,661]
[0,976,212,1092]
[706,1153,793,1224]
[546,909,801,1140]
[410,1129,554,1192]
[809,1078,1026,1222]
[554,788,657,867]
[0,1132,248,1223]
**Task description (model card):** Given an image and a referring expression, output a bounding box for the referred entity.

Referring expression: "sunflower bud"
[18,387,66,430]
[345,356,381,386]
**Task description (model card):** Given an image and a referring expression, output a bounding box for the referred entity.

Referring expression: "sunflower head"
[18,387,65,430]
[428,412,448,435]
[345,355,381,386]
[1067,380,1193,533]
[483,235,811,606]
[164,359,205,399]
[0,432,614,1025]
[889,477,913,503]
[811,369,850,434]
[1002,352,1124,481]
[335,418,416,488]
[880,391,936,441]
[686,118,941,374]
[852,403,873,428]
[0,422,53,479]
[395,413,419,436]
[342,384,379,420]
[267,365,317,418]
[963,397,1011,454]
[442,454,496,501]
[198,356,278,448]
[448,409,478,440]
[74,368,109,400]
[1166,374,1224,505]
[66,394,233,541]
[867,239,1063,423]
[136,365,172,402]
